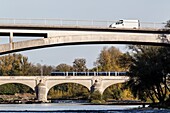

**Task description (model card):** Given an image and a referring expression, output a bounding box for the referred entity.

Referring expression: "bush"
[0,98,3,102]
[91,100,105,104]
[90,90,102,101]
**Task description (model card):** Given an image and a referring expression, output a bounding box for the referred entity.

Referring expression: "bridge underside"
[0,32,48,37]
[0,33,170,55]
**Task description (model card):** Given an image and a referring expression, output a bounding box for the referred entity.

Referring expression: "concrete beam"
[0,33,170,55]
[9,32,13,50]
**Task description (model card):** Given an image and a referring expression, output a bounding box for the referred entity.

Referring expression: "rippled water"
[0,103,169,113]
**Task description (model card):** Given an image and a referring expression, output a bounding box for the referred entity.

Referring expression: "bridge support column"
[91,79,103,94]
[9,32,13,50]
[36,80,48,102]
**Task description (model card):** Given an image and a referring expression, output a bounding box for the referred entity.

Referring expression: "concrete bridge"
[0,76,129,102]
[0,18,170,55]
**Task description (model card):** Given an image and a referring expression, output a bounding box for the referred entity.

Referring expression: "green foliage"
[15,84,34,94]
[89,90,106,104]
[48,83,89,99]
[118,52,132,71]
[95,46,124,71]
[42,65,55,75]
[56,64,73,72]
[103,88,113,101]
[73,58,87,71]
[0,84,19,95]
[165,20,170,28]
[0,98,3,102]
[0,83,33,95]
[104,84,122,100]
[90,100,105,104]
[90,90,102,101]
[0,54,31,76]
[128,45,170,103]
[112,88,122,100]
[103,83,135,101]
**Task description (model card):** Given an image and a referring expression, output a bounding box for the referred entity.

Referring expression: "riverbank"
[0,94,169,109]
[0,93,36,104]
[148,102,170,109]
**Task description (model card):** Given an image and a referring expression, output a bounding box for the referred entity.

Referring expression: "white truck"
[109,19,140,29]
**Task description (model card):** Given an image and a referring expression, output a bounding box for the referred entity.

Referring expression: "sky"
[0,0,170,68]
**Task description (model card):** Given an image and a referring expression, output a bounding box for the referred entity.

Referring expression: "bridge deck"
[0,24,169,34]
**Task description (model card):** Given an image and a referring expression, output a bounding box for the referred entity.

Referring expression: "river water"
[0,103,169,113]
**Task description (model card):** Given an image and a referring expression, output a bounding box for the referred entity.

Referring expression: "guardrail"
[0,72,128,76]
[0,18,167,29]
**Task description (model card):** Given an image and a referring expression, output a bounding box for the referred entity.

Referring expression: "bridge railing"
[50,71,127,76]
[0,72,128,76]
[0,18,167,29]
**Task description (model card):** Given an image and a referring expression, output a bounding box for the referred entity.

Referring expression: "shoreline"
[0,99,169,110]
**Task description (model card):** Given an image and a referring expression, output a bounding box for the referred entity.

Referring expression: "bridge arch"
[0,81,35,91]
[46,80,91,93]
[0,82,35,93]
[101,76,129,94]
[47,82,90,98]
[0,31,170,55]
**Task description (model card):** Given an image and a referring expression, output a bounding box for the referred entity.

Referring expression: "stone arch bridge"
[0,76,129,102]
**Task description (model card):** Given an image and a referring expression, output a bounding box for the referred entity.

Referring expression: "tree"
[128,45,170,103]
[56,63,73,72]
[0,84,19,95]
[0,83,33,95]
[118,52,133,71]
[28,64,41,76]
[90,90,103,102]
[0,54,31,76]
[165,20,170,28]
[48,83,89,99]
[95,46,123,71]
[73,58,87,72]
[19,54,31,76]
[43,65,55,75]
[0,55,13,76]
[0,54,36,97]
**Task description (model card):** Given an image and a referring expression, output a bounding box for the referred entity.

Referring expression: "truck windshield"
[116,20,123,24]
